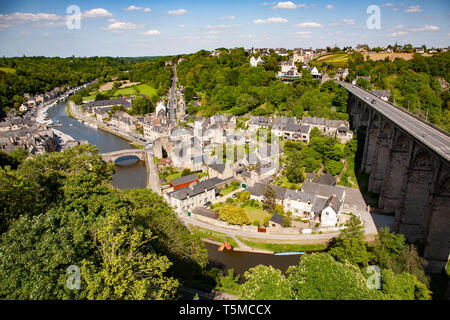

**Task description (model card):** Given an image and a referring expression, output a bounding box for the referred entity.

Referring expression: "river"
[47,101,303,277]
[47,101,147,189]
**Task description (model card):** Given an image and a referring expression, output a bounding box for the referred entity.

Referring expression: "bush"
[218,204,250,225]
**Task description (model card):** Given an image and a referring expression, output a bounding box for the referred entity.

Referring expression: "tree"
[81,210,179,300]
[329,215,370,266]
[239,265,292,300]
[379,269,431,300]
[287,253,384,300]
[262,184,276,213]
[218,204,250,225]
[370,227,406,268]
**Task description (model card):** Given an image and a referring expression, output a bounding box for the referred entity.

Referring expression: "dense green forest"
[0,56,173,118]
[177,48,349,120]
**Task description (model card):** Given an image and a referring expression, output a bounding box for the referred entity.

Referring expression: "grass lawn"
[237,238,327,252]
[82,83,158,101]
[243,206,266,225]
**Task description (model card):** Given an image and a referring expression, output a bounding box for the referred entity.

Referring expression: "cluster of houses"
[248,115,353,144]
[248,181,346,229]
[0,110,58,155]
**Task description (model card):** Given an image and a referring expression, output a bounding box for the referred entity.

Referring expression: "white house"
[250,56,264,67]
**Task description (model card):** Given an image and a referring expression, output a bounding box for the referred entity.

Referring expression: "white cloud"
[125,5,142,11]
[254,17,288,24]
[124,5,151,12]
[141,29,161,36]
[179,24,185,28]
[392,24,406,29]
[382,3,394,7]
[326,5,334,10]
[391,31,408,37]
[405,5,422,13]
[219,16,235,20]
[208,30,220,34]
[206,24,241,29]
[296,31,312,35]
[294,22,322,27]
[168,9,187,15]
[0,12,62,22]
[104,21,142,33]
[342,19,355,25]
[328,22,341,26]
[410,25,439,32]
[272,1,300,9]
[82,8,113,18]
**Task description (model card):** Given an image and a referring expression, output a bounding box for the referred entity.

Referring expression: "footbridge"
[101,149,146,163]
[339,81,450,272]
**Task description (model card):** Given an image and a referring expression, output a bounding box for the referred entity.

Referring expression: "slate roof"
[301,181,345,201]
[168,177,222,200]
[301,117,347,128]
[85,98,132,109]
[209,162,226,174]
[170,173,199,186]
[192,207,219,220]
[270,213,284,225]
[314,173,337,186]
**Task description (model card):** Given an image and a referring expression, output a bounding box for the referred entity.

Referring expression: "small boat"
[274,252,304,256]
[218,243,232,252]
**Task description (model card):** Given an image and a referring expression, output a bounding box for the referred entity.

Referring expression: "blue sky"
[0,0,448,57]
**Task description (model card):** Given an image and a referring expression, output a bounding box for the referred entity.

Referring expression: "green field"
[83,83,158,101]
[317,53,349,63]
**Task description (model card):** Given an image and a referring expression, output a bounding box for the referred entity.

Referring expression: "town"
[0,0,449,304]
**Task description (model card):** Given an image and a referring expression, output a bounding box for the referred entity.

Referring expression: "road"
[339,81,450,162]
[146,152,162,194]
[168,65,178,120]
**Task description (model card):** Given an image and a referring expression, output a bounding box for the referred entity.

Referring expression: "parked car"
[203,201,212,208]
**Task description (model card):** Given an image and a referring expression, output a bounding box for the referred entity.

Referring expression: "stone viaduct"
[340,81,450,272]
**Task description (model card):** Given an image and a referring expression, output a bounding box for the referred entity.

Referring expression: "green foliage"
[129,96,155,115]
[81,210,178,300]
[329,216,370,266]
[379,269,431,300]
[0,145,206,299]
[287,253,384,300]
[218,204,250,225]
[238,265,292,300]
[262,184,276,213]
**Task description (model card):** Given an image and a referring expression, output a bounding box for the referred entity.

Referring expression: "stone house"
[167,177,222,213]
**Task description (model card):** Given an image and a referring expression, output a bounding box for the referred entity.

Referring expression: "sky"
[0,0,449,57]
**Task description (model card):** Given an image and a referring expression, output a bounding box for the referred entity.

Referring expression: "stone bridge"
[101,149,146,163]
[340,81,450,272]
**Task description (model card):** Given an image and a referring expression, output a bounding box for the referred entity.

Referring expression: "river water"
[47,101,302,276]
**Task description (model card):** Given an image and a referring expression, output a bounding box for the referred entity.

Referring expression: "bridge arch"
[101,149,146,164]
